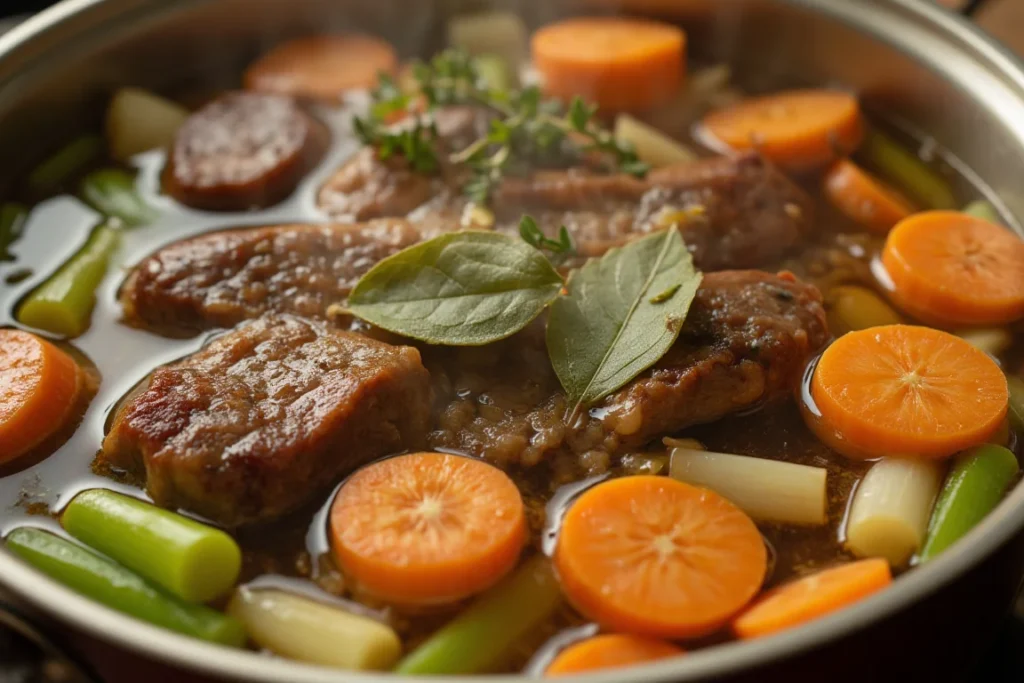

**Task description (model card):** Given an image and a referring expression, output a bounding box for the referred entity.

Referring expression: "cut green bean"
[16,223,120,337]
[28,136,103,194]
[862,130,956,210]
[0,202,28,261]
[1008,376,1024,436]
[62,489,241,603]
[6,527,245,646]
[920,445,1019,561]
[395,555,562,674]
[962,199,1002,224]
[80,168,156,226]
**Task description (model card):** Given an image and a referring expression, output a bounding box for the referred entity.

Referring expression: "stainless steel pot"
[0,1,1022,681]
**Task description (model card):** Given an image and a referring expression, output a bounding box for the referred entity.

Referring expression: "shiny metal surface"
[0,1,1022,681]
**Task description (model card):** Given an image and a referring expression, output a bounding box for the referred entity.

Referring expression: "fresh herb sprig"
[353,49,649,205]
[519,216,575,265]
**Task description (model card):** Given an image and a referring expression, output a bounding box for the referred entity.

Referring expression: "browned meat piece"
[101,315,432,527]
[120,220,422,335]
[428,270,828,464]
[164,92,328,211]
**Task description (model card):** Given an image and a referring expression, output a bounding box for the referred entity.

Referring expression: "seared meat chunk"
[120,220,423,335]
[101,315,432,527]
[164,92,328,211]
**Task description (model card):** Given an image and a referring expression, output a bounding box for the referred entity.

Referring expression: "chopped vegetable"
[330,452,526,605]
[1009,376,1024,435]
[614,114,698,166]
[395,555,562,675]
[554,476,766,639]
[845,458,944,566]
[732,559,891,639]
[473,54,513,91]
[28,136,102,194]
[920,445,1020,561]
[957,328,1013,358]
[106,87,189,162]
[531,17,686,113]
[808,325,1008,460]
[700,90,864,172]
[62,489,241,603]
[0,330,81,464]
[80,169,156,226]
[244,34,398,102]
[6,527,244,646]
[823,159,914,233]
[963,199,1002,223]
[645,64,732,133]
[448,11,528,71]
[669,446,828,525]
[0,203,28,261]
[861,130,956,209]
[16,222,120,337]
[882,211,1024,326]
[825,285,903,335]
[228,588,400,670]
[546,634,684,676]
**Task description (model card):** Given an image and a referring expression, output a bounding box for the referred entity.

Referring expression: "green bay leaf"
[348,231,563,346]
[547,226,702,414]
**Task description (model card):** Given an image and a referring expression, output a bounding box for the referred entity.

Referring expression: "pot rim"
[0,0,1023,681]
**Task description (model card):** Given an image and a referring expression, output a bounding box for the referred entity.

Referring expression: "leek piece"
[862,130,956,209]
[62,489,241,603]
[80,168,156,226]
[28,136,103,194]
[920,445,1019,561]
[6,527,244,646]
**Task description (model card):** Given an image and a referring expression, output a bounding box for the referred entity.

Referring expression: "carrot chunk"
[881,211,1024,326]
[700,90,864,172]
[531,17,685,113]
[0,329,81,464]
[554,476,766,639]
[808,325,1008,460]
[245,35,398,103]
[546,634,684,676]
[330,452,526,605]
[824,159,915,234]
[732,559,892,639]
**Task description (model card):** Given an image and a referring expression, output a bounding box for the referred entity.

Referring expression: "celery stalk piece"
[962,199,1002,224]
[862,130,956,210]
[6,527,245,646]
[16,223,120,337]
[80,168,156,226]
[920,445,1019,561]
[395,555,562,674]
[0,203,28,261]
[28,136,103,194]
[62,489,241,603]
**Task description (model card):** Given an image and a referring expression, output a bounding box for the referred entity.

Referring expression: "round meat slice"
[163,92,328,211]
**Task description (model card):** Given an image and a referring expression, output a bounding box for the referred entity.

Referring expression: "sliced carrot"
[531,17,685,113]
[881,211,1024,326]
[330,452,526,605]
[554,476,766,639]
[244,35,398,103]
[546,634,684,676]
[732,559,892,639]
[700,90,864,172]
[824,159,915,234]
[809,325,1008,460]
[0,329,81,464]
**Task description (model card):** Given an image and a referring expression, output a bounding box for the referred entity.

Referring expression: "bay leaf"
[348,231,563,346]
[546,226,702,414]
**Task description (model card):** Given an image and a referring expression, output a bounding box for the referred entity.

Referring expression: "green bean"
[80,168,156,226]
[962,199,1002,224]
[27,136,103,194]
[1008,376,1024,436]
[862,130,956,210]
[16,223,120,337]
[920,445,1019,561]
[0,202,28,261]
[62,489,241,604]
[6,527,245,646]
[395,555,562,675]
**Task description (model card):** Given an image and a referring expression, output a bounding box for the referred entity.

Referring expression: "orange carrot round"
[532,17,685,113]
[881,211,1024,326]
[330,452,526,605]
[546,634,684,676]
[554,476,766,639]
[700,90,864,172]
[809,325,1008,460]
[824,159,915,234]
[245,34,398,103]
[733,559,892,639]
[0,329,81,464]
